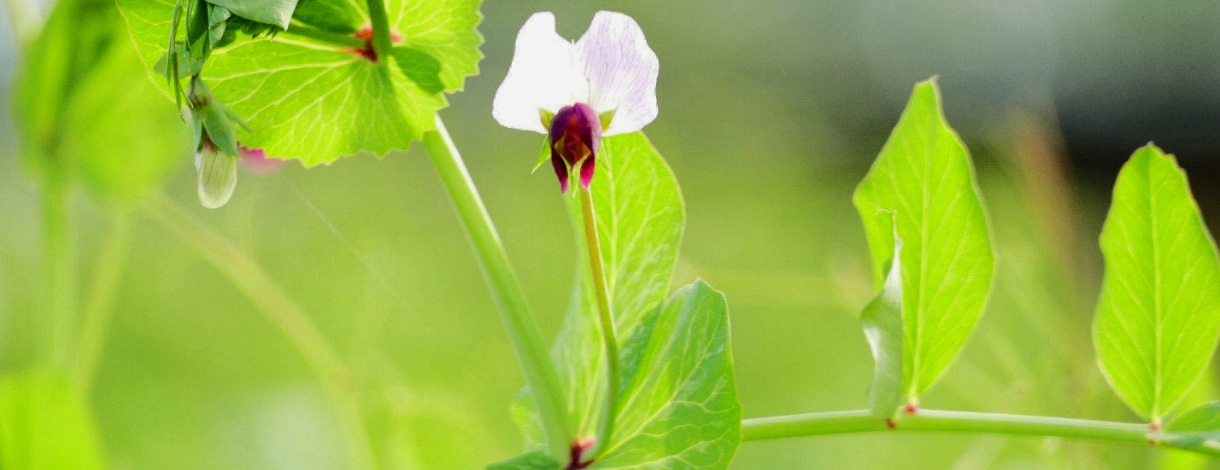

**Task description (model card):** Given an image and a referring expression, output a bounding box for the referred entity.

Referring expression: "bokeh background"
[3,0,1220,468]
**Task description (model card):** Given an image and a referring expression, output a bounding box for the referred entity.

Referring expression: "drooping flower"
[195,138,238,209]
[493,11,660,193]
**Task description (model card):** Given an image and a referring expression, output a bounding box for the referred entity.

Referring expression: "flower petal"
[493,12,586,134]
[576,11,659,136]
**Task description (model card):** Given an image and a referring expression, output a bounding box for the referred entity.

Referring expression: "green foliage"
[861,232,904,418]
[512,134,741,468]
[594,280,740,469]
[117,0,483,166]
[0,370,107,470]
[554,133,687,440]
[291,0,360,34]
[487,452,561,470]
[207,0,299,29]
[1156,402,1220,447]
[13,0,188,203]
[853,79,995,403]
[1093,144,1220,422]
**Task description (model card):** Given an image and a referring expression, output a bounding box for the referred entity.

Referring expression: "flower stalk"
[146,194,376,470]
[43,177,76,371]
[364,0,393,60]
[421,117,572,460]
[74,210,132,394]
[742,409,1220,457]
[578,185,618,460]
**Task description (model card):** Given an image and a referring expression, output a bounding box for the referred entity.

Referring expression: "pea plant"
[7,0,1220,469]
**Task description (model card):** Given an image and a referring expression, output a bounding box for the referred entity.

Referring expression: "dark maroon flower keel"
[548,102,602,193]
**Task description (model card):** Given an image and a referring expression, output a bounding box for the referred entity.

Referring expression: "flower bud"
[195,138,238,209]
[548,102,601,193]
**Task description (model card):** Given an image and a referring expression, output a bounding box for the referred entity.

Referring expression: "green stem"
[74,211,132,394]
[742,409,1220,457]
[579,186,619,460]
[146,194,377,470]
[421,117,572,460]
[364,0,392,60]
[283,24,365,49]
[43,178,76,370]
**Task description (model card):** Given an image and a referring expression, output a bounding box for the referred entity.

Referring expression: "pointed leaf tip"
[853,80,994,401]
[1094,144,1220,420]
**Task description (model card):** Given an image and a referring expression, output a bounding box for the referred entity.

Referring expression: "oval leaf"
[852,79,995,403]
[512,134,741,469]
[595,280,741,469]
[117,0,482,166]
[1093,144,1220,421]
[552,132,687,440]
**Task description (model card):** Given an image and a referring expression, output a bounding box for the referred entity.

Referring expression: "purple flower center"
[548,102,602,193]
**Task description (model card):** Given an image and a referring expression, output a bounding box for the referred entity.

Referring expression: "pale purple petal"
[575,11,659,136]
[493,13,587,133]
[239,146,284,176]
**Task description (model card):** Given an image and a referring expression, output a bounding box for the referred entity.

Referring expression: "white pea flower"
[493,11,660,193]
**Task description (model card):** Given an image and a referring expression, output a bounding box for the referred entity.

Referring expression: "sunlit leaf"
[512,134,741,469]
[117,0,482,166]
[486,452,561,470]
[1093,144,1220,422]
[553,132,686,440]
[207,0,298,29]
[853,78,995,403]
[861,230,904,418]
[1156,401,1220,447]
[0,370,108,470]
[594,280,740,469]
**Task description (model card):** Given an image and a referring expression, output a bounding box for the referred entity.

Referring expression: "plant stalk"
[43,178,76,370]
[283,24,366,49]
[579,185,619,460]
[421,117,572,460]
[146,194,376,470]
[742,409,1220,457]
[364,0,392,60]
[75,210,132,394]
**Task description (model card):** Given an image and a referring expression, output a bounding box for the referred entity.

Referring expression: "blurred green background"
[2,0,1220,468]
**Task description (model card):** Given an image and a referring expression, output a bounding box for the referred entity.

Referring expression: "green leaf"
[861,228,904,419]
[594,280,741,469]
[291,0,360,34]
[513,134,740,469]
[852,78,995,403]
[206,0,298,29]
[14,0,188,204]
[1093,144,1220,422]
[0,370,108,470]
[486,452,561,470]
[1157,402,1220,447]
[117,0,482,166]
[555,132,686,440]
